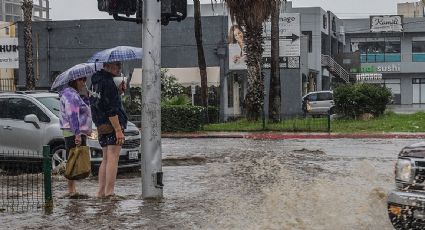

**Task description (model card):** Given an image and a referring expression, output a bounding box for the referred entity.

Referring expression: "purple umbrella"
[51,63,101,91]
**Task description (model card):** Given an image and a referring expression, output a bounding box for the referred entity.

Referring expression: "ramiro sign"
[370,15,403,32]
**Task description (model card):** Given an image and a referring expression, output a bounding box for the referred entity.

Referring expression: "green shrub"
[162,105,205,132]
[334,83,391,118]
[161,69,184,100]
[161,94,191,106]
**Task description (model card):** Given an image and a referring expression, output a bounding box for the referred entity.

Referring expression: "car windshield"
[36,96,60,117]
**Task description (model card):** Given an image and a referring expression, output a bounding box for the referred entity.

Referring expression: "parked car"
[302,91,334,116]
[388,142,425,229]
[0,91,141,174]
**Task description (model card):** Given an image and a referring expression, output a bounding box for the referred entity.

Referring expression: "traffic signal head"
[161,0,187,25]
[98,0,187,26]
[98,0,137,17]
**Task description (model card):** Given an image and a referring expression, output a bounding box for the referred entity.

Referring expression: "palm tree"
[22,0,35,90]
[224,0,274,120]
[269,0,282,121]
[194,0,209,121]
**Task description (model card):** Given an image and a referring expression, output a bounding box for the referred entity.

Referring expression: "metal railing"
[128,112,332,133]
[0,146,52,212]
[0,78,15,91]
[321,54,349,83]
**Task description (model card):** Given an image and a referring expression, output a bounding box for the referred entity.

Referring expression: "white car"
[302,91,334,116]
[0,91,141,174]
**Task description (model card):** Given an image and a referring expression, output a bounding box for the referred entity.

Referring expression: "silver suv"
[0,91,141,173]
[302,91,334,116]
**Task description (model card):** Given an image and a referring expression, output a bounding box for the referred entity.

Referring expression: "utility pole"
[141,0,163,199]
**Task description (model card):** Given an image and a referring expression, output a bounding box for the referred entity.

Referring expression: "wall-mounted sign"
[351,64,401,73]
[263,13,301,57]
[370,15,403,32]
[0,38,18,69]
[229,13,300,70]
[262,56,300,69]
[356,73,383,83]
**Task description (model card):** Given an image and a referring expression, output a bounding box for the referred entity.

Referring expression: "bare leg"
[68,180,76,195]
[96,147,108,198]
[104,145,121,196]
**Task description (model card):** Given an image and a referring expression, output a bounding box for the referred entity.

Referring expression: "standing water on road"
[0,138,419,229]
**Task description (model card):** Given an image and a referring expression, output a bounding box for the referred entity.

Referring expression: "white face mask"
[113,74,128,95]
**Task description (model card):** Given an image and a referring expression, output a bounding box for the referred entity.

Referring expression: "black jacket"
[90,69,128,129]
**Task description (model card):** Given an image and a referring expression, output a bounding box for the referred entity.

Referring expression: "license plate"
[128,151,139,160]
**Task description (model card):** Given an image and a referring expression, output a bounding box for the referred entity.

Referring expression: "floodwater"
[0,138,421,229]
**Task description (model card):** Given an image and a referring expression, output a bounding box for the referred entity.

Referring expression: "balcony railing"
[321,55,349,83]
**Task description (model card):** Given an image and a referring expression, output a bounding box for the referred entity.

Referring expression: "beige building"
[398,1,425,18]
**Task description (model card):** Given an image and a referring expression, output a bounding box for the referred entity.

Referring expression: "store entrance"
[413,78,425,104]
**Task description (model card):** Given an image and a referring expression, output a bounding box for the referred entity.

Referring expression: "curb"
[162,132,425,139]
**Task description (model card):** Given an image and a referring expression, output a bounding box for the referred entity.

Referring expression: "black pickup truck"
[388,142,425,229]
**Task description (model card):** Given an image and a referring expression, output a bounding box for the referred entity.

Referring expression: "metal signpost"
[191,85,196,105]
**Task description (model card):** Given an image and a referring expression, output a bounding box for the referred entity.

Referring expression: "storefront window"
[412,41,425,62]
[412,78,425,104]
[351,37,401,63]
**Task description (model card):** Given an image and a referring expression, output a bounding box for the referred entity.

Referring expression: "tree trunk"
[22,0,35,90]
[194,0,209,121]
[269,0,281,121]
[244,22,264,121]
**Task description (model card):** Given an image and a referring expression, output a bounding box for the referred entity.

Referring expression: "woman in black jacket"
[90,61,128,198]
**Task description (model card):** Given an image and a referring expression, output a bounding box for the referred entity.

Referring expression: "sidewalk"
[162,131,425,139]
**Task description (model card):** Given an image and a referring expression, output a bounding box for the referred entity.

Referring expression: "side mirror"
[24,114,40,129]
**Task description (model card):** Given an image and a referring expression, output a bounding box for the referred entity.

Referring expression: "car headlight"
[395,159,412,182]
[88,130,98,140]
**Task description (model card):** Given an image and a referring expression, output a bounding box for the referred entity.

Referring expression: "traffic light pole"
[141,0,163,199]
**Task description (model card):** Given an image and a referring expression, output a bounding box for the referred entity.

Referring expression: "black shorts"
[64,135,87,154]
[98,133,118,147]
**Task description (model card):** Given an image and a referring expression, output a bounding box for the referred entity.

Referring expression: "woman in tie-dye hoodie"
[59,77,92,197]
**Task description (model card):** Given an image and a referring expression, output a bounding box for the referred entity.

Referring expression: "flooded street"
[0,138,421,229]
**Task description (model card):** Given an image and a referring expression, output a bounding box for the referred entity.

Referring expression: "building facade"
[1,0,49,22]
[343,16,425,105]
[16,2,353,120]
[398,1,424,18]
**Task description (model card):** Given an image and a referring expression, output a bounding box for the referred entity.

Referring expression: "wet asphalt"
[0,137,422,229]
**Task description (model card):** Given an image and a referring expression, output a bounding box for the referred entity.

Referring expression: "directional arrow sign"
[279,13,300,57]
[280,33,300,43]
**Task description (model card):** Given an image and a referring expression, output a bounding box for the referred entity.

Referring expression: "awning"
[130,67,220,87]
[355,73,383,83]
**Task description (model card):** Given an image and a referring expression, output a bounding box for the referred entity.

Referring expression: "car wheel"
[51,144,66,171]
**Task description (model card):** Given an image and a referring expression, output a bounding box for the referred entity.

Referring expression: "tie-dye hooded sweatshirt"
[59,87,92,136]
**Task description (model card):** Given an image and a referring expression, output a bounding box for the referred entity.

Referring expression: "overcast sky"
[49,0,419,20]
